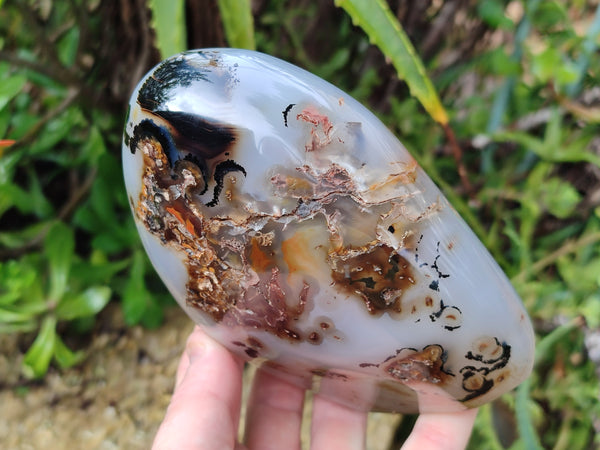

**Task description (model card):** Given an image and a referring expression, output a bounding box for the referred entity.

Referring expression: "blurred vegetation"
[1,0,599,448]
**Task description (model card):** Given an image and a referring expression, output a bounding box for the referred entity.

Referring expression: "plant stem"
[516,379,543,450]
[442,122,473,195]
[512,230,600,284]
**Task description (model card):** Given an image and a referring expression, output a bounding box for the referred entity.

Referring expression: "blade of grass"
[516,379,543,450]
[565,3,600,97]
[482,0,542,173]
[334,0,448,125]
[534,317,584,367]
[512,230,600,284]
[472,403,504,450]
[217,0,256,50]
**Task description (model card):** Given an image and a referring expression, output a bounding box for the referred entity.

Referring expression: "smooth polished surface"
[123,49,535,413]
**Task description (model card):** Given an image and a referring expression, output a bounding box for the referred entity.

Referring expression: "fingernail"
[186,328,207,363]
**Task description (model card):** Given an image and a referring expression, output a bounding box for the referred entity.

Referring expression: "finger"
[174,336,191,388]
[244,368,305,450]
[153,326,245,450]
[310,394,367,450]
[401,407,478,450]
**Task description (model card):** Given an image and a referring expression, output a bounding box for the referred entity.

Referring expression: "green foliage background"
[1,0,600,448]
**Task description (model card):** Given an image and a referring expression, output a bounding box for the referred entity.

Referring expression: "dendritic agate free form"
[122,49,535,413]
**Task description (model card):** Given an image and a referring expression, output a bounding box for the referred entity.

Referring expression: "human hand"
[153,326,478,450]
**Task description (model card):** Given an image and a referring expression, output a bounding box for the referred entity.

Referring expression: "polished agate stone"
[122,49,535,413]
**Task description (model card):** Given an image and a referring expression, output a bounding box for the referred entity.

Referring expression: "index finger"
[153,326,245,450]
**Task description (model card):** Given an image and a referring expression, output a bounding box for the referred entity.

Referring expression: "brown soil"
[0,306,399,449]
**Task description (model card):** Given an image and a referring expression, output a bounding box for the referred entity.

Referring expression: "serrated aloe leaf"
[335,0,448,124]
[217,0,255,50]
[148,0,187,58]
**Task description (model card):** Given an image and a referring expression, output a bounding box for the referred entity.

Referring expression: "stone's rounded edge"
[121,48,536,413]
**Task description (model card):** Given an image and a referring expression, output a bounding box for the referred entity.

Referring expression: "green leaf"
[79,126,106,165]
[0,102,11,138]
[72,154,137,255]
[56,27,79,67]
[90,170,118,226]
[91,232,129,254]
[0,75,27,111]
[22,315,57,379]
[485,48,521,76]
[121,250,166,327]
[29,108,85,157]
[122,250,150,325]
[24,168,55,218]
[11,297,48,316]
[0,148,22,184]
[44,222,75,301]
[555,62,579,86]
[70,256,130,286]
[53,335,85,369]
[0,169,54,218]
[580,294,600,329]
[217,0,256,49]
[516,380,543,450]
[531,47,578,87]
[557,255,600,295]
[0,183,28,217]
[565,3,600,96]
[0,259,36,305]
[148,0,187,58]
[531,47,561,83]
[532,0,568,30]
[477,0,514,30]
[0,220,52,249]
[534,318,582,366]
[0,307,37,323]
[539,178,581,219]
[140,299,164,329]
[54,286,111,321]
[0,255,45,314]
[492,115,600,167]
[335,0,448,124]
[0,321,38,333]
